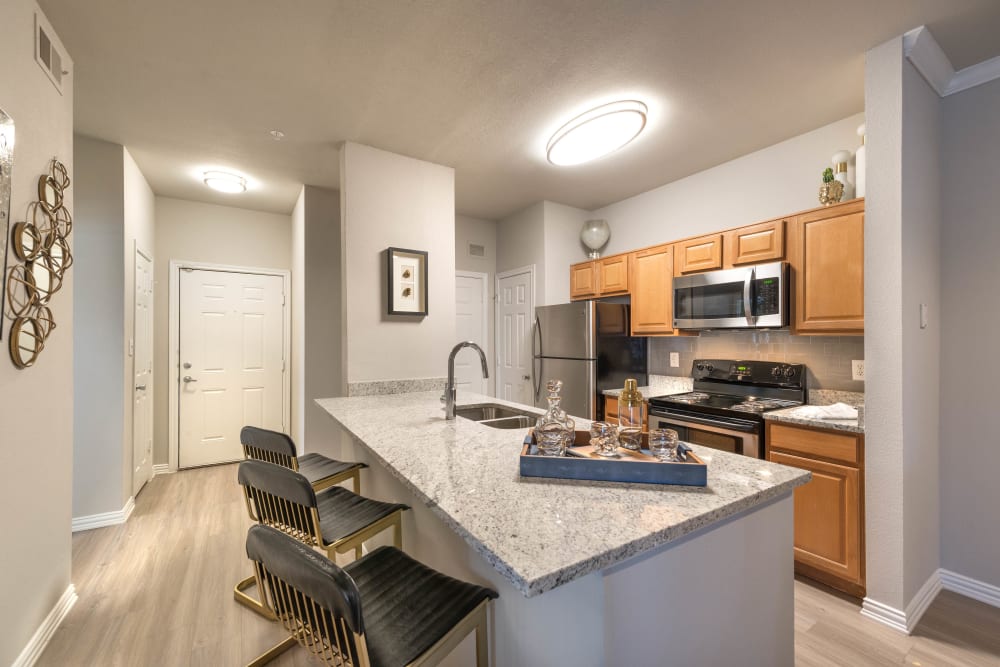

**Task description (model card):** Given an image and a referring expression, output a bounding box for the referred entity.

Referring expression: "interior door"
[132,249,154,495]
[496,268,533,404]
[455,271,489,394]
[179,269,285,468]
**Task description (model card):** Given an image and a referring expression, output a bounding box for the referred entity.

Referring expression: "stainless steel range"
[647,359,806,459]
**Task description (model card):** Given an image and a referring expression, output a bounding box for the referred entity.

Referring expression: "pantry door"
[178,268,286,468]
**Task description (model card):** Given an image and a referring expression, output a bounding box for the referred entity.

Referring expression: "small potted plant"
[818,167,844,206]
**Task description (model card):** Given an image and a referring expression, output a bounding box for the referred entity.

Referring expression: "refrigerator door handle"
[532,316,541,401]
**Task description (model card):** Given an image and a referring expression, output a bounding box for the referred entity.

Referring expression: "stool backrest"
[246,524,371,667]
[238,460,323,547]
[240,426,300,470]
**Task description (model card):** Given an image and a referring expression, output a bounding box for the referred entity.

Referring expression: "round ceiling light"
[546,100,648,166]
[203,170,247,193]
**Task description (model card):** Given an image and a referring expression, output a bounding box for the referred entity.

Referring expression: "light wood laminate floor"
[38,464,1000,666]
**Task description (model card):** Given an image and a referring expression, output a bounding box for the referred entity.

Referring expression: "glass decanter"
[535,379,575,457]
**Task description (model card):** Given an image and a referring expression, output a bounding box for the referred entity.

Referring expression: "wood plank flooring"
[37,463,1000,666]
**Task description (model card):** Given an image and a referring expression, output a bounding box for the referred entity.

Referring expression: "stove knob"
[783,366,795,378]
[705,364,714,372]
[696,363,704,371]
[771,367,781,377]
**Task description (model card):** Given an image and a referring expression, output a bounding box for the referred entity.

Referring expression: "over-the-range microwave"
[673,261,789,330]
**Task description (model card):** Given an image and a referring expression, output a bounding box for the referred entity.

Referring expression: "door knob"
[183,376,197,383]
[522,375,530,380]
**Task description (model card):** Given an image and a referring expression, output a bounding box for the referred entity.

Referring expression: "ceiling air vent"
[468,243,486,258]
[35,13,66,95]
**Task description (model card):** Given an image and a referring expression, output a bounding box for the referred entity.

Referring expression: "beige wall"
[0,2,75,663]
[291,189,305,442]
[152,196,292,464]
[940,77,1000,589]
[340,142,455,383]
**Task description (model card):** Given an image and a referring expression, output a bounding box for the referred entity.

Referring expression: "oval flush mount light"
[203,170,247,193]
[546,100,648,166]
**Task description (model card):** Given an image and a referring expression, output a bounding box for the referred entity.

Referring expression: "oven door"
[648,409,761,458]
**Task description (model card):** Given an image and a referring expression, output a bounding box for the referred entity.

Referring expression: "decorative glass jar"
[535,380,575,456]
[618,378,644,451]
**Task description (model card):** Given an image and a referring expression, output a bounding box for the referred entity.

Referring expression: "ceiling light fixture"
[202,170,247,194]
[546,100,648,166]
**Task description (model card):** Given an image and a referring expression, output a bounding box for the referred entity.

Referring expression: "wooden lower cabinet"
[767,422,865,597]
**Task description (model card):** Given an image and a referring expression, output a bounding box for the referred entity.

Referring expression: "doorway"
[168,262,290,470]
[132,247,154,495]
[495,266,534,404]
[455,270,490,394]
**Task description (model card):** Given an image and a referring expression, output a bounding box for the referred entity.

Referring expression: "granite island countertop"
[316,391,810,598]
[764,407,864,434]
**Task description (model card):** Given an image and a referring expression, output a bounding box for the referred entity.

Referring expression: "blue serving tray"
[520,430,707,487]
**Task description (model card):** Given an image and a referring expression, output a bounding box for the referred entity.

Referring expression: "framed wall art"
[386,247,428,316]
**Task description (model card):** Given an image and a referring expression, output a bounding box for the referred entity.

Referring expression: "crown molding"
[904,26,1000,97]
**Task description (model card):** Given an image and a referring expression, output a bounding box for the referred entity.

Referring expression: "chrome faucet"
[442,341,489,420]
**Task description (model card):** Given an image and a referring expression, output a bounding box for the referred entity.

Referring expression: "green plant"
[822,167,835,183]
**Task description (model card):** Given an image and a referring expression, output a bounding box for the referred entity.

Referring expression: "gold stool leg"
[475,617,489,667]
[351,468,361,495]
[234,575,276,620]
[246,635,297,667]
[393,514,403,549]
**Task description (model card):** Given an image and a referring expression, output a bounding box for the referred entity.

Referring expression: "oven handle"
[743,266,756,326]
[649,410,759,434]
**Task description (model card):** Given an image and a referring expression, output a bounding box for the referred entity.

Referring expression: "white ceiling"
[38,0,1000,220]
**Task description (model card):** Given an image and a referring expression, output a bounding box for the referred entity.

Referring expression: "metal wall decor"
[0,107,14,337]
[386,247,428,316]
[5,157,72,368]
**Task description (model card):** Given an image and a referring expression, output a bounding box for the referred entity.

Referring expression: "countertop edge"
[763,409,865,434]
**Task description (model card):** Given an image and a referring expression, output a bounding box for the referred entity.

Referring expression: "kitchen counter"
[317,390,808,665]
[600,374,693,399]
[765,406,865,434]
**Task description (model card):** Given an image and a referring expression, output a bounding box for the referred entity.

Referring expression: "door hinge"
[282,293,286,306]
[181,267,193,272]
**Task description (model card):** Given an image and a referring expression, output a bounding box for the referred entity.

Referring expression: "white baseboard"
[861,568,942,635]
[11,583,77,667]
[940,568,1000,609]
[152,463,172,476]
[71,496,135,533]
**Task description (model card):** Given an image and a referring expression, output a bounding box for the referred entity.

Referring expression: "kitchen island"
[317,391,810,666]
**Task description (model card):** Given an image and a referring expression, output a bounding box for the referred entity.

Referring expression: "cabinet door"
[768,450,863,588]
[599,254,629,295]
[724,219,785,267]
[792,200,864,333]
[674,233,723,275]
[569,261,597,300]
[631,244,675,335]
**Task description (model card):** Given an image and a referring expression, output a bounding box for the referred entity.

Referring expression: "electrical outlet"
[670,352,680,368]
[852,360,865,381]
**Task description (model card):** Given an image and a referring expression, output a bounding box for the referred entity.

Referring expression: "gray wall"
[940,76,1000,589]
[456,214,497,383]
[496,201,545,307]
[72,136,126,517]
[0,2,75,663]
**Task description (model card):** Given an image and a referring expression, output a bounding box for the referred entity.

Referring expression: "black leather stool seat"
[298,453,366,487]
[317,486,408,543]
[344,546,499,667]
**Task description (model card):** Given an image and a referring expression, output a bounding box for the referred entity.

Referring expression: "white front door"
[179,269,285,468]
[496,267,534,404]
[132,249,154,495]
[455,271,489,394]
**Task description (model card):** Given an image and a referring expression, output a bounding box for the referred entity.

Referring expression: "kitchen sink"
[455,403,539,429]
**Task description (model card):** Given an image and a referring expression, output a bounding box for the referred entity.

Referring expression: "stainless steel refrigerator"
[532,301,648,420]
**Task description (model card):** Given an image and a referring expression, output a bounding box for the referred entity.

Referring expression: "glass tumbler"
[649,428,679,462]
[590,421,619,458]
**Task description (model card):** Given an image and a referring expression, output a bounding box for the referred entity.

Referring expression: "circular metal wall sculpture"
[5,158,72,368]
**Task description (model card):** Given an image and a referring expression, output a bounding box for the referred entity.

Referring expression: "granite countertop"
[317,391,810,598]
[601,375,694,399]
[764,406,864,434]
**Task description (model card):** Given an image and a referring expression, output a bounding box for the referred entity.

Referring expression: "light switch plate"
[670,352,680,368]
[852,360,865,381]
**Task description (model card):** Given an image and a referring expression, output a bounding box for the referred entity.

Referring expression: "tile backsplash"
[648,330,864,392]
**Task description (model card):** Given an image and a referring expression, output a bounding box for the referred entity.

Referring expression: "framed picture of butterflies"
[386,247,428,316]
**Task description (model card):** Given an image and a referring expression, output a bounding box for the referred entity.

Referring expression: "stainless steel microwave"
[673,261,789,329]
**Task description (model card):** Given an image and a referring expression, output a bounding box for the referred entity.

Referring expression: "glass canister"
[618,378,644,451]
[535,379,575,456]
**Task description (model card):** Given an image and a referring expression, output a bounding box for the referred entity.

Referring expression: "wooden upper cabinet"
[569,261,597,301]
[724,219,786,267]
[598,254,629,295]
[631,244,676,335]
[674,233,723,275]
[791,199,864,333]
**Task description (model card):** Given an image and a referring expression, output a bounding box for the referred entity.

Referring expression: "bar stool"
[241,425,366,494]
[245,524,497,667]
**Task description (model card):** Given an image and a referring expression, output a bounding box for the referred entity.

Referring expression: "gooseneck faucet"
[442,341,489,420]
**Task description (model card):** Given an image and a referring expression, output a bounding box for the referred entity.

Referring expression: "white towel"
[792,403,858,420]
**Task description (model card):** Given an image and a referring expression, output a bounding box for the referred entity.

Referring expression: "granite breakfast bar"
[317,391,811,666]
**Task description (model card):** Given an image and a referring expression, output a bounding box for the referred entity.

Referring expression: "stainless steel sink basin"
[455,403,538,429]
